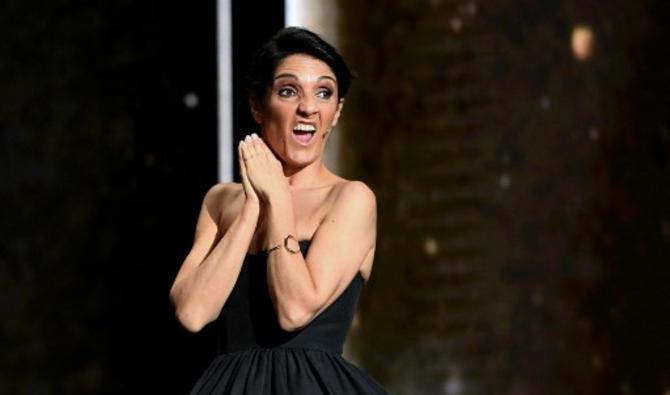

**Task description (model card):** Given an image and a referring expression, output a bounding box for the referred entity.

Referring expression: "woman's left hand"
[239,134,290,203]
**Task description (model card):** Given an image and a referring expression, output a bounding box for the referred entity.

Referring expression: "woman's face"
[253,53,343,169]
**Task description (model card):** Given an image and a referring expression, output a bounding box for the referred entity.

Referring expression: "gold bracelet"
[265,234,300,254]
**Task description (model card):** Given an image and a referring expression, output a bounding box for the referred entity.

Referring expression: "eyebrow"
[273,73,337,84]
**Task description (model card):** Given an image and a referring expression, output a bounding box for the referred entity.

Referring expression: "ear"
[331,98,345,128]
[249,98,264,124]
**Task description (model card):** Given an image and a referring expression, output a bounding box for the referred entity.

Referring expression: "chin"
[281,148,320,168]
[284,154,317,168]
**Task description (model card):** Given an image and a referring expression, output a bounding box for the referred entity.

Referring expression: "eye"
[316,88,333,100]
[277,86,297,98]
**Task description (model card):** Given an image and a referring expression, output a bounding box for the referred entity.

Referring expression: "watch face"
[285,235,300,253]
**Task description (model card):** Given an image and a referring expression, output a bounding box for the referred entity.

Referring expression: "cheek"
[263,104,294,130]
[324,109,339,127]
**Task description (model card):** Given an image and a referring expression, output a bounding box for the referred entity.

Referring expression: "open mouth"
[292,123,316,145]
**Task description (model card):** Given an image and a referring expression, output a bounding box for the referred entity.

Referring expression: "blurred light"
[571,25,595,61]
[443,366,465,395]
[464,1,477,16]
[351,312,360,329]
[499,173,511,189]
[184,92,200,109]
[531,289,543,305]
[450,17,463,33]
[539,95,551,109]
[423,237,439,257]
[589,127,600,142]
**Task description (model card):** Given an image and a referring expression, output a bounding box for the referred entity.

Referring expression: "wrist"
[265,234,301,255]
[265,190,292,208]
[265,193,294,241]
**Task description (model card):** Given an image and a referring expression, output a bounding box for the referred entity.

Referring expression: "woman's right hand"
[239,140,260,206]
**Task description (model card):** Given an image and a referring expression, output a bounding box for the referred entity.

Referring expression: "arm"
[265,182,377,331]
[170,145,261,332]
[239,134,377,331]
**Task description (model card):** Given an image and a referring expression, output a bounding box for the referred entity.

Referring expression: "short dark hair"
[245,26,354,105]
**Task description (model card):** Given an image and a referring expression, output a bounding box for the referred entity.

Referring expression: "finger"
[240,137,253,162]
[253,134,269,163]
[240,157,250,187]
[238,142,254,191]
[253,133,274,160]
[238,140,245,166]
[249,133,266,159]
[240,138,263,183]
[258,139,280,167]
[252,133,266,150]
[238,141,248,172]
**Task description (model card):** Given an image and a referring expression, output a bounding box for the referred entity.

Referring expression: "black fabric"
[189,240,387,394]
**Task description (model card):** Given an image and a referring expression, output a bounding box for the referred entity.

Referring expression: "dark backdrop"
[1,1,282,393]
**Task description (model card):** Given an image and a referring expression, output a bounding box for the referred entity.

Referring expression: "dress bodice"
[216,240,363,356]
[190,240,387,394]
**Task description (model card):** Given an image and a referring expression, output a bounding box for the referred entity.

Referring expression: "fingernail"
[252,133,259,139]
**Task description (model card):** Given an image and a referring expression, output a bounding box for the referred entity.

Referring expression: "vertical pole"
[285,0,341,174]
[217,0,233,182]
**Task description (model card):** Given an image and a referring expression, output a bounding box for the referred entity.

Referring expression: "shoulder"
[201,182,245,222]
[333,180,375,201]
[203,182,243,203]
[330,180,376,216]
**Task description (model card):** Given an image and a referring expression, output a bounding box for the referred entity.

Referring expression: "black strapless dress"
[189,240,387,394]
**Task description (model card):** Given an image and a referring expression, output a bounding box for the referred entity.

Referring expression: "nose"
[297,95,318,117]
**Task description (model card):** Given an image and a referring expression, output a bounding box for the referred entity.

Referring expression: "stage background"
[338,1,670,394]
[1,0,669,394]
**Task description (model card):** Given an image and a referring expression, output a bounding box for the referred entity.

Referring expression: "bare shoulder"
[324,180,377,228]
[201,182,245,227]
[329,180,377,217]
[202,182,241,206]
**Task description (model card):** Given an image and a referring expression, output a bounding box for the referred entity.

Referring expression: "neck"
[282,159,330,190]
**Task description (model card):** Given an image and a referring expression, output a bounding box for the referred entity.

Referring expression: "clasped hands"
[238,133,290,206]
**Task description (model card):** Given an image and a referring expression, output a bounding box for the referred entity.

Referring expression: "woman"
[170,27,387,394]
